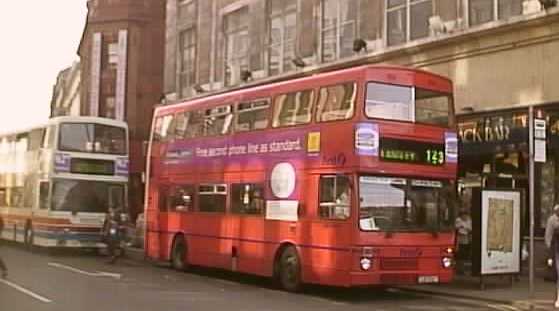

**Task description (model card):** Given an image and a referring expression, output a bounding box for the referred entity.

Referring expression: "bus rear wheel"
[171,236,188,271]
[278,246,302,292]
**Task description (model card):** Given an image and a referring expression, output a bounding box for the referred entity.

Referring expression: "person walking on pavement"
[102,206,125,264]
[0,256,7,279]
[455,209,472,275]
[545,204,559,308]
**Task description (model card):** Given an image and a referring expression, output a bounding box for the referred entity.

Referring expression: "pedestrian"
[455,209,472,275]
[0,255,7,279]
[544,204,559,308]
[102,206,125,264]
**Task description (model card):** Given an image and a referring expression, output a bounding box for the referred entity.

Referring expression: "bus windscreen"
[359,176,454,232]
[51,180,125,213]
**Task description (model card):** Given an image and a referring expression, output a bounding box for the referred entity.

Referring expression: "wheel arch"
[272,241,300,279]
[169,232,187,262]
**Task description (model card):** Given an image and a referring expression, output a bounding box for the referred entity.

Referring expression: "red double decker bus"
[145,65,458,290]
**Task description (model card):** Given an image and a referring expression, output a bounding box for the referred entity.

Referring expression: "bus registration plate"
[418,276,439,284]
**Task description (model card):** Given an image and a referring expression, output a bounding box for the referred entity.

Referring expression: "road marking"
[487,304,522,311]
[96,271,122,279]
[0,278,52,303]
[48,262,121,279]
[48,262,98,276]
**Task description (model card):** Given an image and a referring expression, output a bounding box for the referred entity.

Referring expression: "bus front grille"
[380,258,418,271]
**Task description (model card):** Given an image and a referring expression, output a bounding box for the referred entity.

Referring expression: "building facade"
[78,0,166,217]
[50,61,82,118]
[162,0,559,239]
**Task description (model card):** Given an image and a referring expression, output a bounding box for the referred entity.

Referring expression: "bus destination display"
[379,138,445,166]
[70,158,115,175]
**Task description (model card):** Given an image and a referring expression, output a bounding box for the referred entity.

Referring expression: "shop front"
[457,105,559,272]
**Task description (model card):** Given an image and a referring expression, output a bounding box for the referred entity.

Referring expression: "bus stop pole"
[529,105,535,299]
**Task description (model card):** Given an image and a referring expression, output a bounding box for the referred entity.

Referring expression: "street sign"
[535,140,546,162]
[535,119,546,139]
[534,118,546,163]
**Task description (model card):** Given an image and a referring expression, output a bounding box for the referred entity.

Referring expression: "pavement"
[123,245,557,310]
[0,242,521,311]
[398,269,558,310]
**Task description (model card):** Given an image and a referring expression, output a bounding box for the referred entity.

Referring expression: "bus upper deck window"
[185,111,205,139]
[365,82,413,122]
[174,111,190,139]
[204,105,232,136]
[59,123,126,155]
[272,90,314,127]
[414,88,451,127]
[154,117,164,141]
[235,100,270,132]
[316,83,356,122]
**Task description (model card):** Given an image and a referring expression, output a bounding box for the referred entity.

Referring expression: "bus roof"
[48,116,128,128]
[0,116,127,139]
[155,64,452,116]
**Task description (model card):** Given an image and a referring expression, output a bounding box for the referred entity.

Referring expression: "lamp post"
[528,105,535,299]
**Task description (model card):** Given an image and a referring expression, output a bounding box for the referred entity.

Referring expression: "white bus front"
[33,117,129,248]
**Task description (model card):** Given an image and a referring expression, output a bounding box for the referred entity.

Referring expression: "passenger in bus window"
[249,189,265,214]
[334,184,350,219]
[173,188,192,212]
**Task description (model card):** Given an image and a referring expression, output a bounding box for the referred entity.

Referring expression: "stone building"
[50,61,81,117]
[78,0,166,217]
[162,0,559,240]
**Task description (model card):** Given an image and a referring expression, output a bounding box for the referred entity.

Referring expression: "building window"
[178,0,196,21]
[108,43,118,66]
[386,0,432,47]
[105,97,116,119]
[321,0,358,62]
[104,96,116,119]
[469,0,523,26]
[179,28,197,97]
[267,0,297,76]
[224,7,249,86]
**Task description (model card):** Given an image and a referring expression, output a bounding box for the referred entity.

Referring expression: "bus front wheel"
[278,246,302,292]
[171,236,188,271]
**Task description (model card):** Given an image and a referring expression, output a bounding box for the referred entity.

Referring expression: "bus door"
[231,182,267,274]
[306,174,353,283]
[146,182,168,260]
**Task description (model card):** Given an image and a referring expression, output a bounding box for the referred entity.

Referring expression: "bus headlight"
[360,257,372,271]
[442,257,453,269]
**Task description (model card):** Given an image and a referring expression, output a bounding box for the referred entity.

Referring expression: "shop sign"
[458,113,528,154]
[459,113,527,143]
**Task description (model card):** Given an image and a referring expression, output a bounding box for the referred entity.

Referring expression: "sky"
[0,1,88,134]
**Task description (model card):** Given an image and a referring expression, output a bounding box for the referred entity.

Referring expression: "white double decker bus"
[0,116,128,248]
